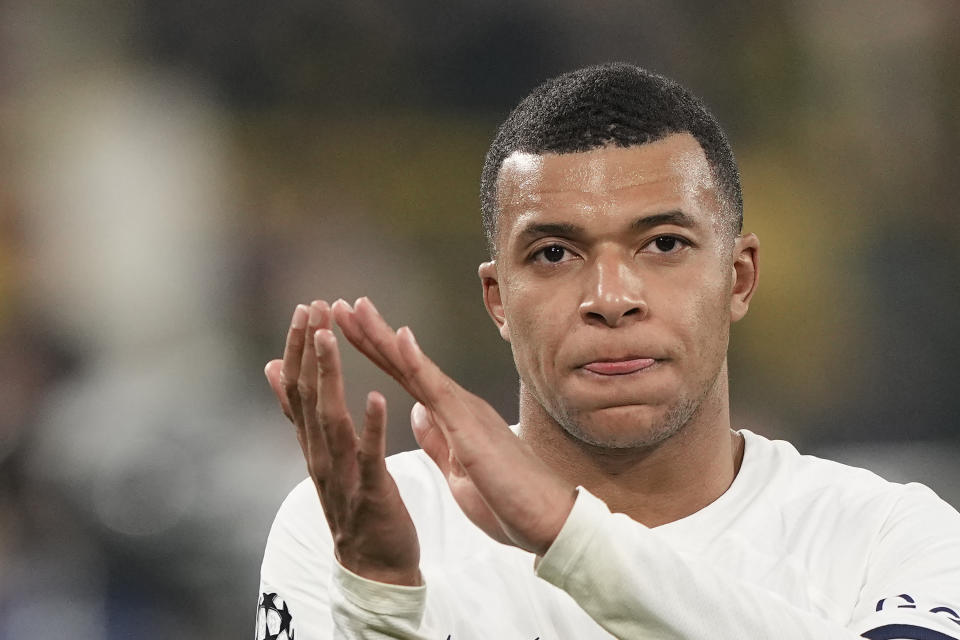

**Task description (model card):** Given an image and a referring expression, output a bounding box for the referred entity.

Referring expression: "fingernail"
[411,402,426,425]
[308,302,323,327]
[292,305,308,329]
[263,362,271,379]
[401,326,420,351]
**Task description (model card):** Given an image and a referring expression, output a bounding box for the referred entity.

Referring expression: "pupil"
[544,246,564,262]
[655,237,676,252]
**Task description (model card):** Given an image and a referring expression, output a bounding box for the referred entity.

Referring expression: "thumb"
[264,359,294,421]
[411,402,451,474]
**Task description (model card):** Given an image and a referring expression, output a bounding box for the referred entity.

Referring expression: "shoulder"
[741,429,932,500]
[739,429,960,544]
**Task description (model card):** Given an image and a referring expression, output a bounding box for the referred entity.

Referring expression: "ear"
[730,233,759,323]
[478,260,510,342]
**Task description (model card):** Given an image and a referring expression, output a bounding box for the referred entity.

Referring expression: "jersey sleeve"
[329,563,429,639]
[535,486,960,640]
[848,483,960,639]
[257,479,336,639]
[256,478,439,640]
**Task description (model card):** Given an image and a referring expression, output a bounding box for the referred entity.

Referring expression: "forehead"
[495,133,720,244]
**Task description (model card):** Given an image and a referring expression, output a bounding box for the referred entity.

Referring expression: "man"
[257,63,960,639]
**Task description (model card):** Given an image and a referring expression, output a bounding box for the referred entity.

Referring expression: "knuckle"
[405,357,423,377]
[398,368,420,389]
[437,377,457,399]
[355,447,378,467]
[322,408,350,429]
[296,380,316,400]
[326,434,354,461]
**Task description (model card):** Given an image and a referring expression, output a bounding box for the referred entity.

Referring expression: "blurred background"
[0,0,958,637]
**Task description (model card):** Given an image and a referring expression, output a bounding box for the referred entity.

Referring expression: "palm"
[264,300,422,586]
[336,297,576,556]
[412,406,512,545]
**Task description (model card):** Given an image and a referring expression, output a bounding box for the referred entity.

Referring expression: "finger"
[296,301,330,453]
[299,300,332,397]
[334,299,404,382]
[349,297,419,396]
[410,402,451,476]
[264,359,294,421]
[395,326,466,417]
[398,326,505,463]
[354,300,501,452]
[357,391,388,488]
[314,328,357,465]
[281,304,310,425]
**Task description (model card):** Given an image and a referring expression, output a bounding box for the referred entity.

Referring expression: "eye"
[532,244,575,264]
[646,235,688,254]
[542,245,566,262]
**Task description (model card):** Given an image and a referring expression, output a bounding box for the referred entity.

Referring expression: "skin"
[480,134,759,523]
[264,132,759,586]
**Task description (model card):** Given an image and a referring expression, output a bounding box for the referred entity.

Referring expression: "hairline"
[487,135,739,258]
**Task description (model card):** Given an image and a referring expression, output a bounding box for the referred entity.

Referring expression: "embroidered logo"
[256,592,295,640]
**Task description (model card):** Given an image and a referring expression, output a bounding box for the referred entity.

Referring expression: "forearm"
[536,488,866,640]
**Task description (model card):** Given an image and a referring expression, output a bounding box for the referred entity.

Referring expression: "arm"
[338,297,960,640]
[261,300,434,639]
[257,478,431,640]
[537,486,960,640]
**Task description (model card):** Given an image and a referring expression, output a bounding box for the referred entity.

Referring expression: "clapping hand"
[265,297,577,586]
[264,301,421,586]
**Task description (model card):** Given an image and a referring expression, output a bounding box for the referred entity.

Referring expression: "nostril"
[623,307,641,317]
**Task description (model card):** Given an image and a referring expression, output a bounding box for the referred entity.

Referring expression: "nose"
[578,254,646,327]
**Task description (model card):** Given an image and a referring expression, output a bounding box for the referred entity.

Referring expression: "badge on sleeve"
[256,592,295,640]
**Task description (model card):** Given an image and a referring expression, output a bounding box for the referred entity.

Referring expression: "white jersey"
[256,429,960,639]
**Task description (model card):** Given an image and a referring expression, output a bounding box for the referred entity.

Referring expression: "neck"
[518,366,743,528]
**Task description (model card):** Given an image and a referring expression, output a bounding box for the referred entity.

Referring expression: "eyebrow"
[632,210,698,230]
[518,210,698,242]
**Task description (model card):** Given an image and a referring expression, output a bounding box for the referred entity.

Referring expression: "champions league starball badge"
[256,592,295,640]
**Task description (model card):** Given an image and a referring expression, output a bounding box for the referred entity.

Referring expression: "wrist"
[527,483,579,556]
[543,484,579,553]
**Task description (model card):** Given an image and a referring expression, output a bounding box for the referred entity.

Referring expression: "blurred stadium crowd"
[0,1,958,637]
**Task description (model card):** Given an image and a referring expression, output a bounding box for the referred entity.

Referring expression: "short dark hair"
[479,62,743,255]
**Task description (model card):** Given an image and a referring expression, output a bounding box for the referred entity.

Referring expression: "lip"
[582,358,657,375]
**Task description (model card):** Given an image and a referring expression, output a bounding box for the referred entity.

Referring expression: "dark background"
[1,1,958,637]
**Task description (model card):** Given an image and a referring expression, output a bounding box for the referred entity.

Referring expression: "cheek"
[667,273,730,353]
[503,283,568,374]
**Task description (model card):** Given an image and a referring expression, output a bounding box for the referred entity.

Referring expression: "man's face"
[480,133,757,448]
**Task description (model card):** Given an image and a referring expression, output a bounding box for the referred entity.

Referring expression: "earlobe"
[478,261,510,342]
[730,233,760,323]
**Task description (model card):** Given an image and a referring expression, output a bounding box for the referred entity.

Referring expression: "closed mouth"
[581,358,657,375]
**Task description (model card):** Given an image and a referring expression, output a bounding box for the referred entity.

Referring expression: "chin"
[558,400,699,450]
